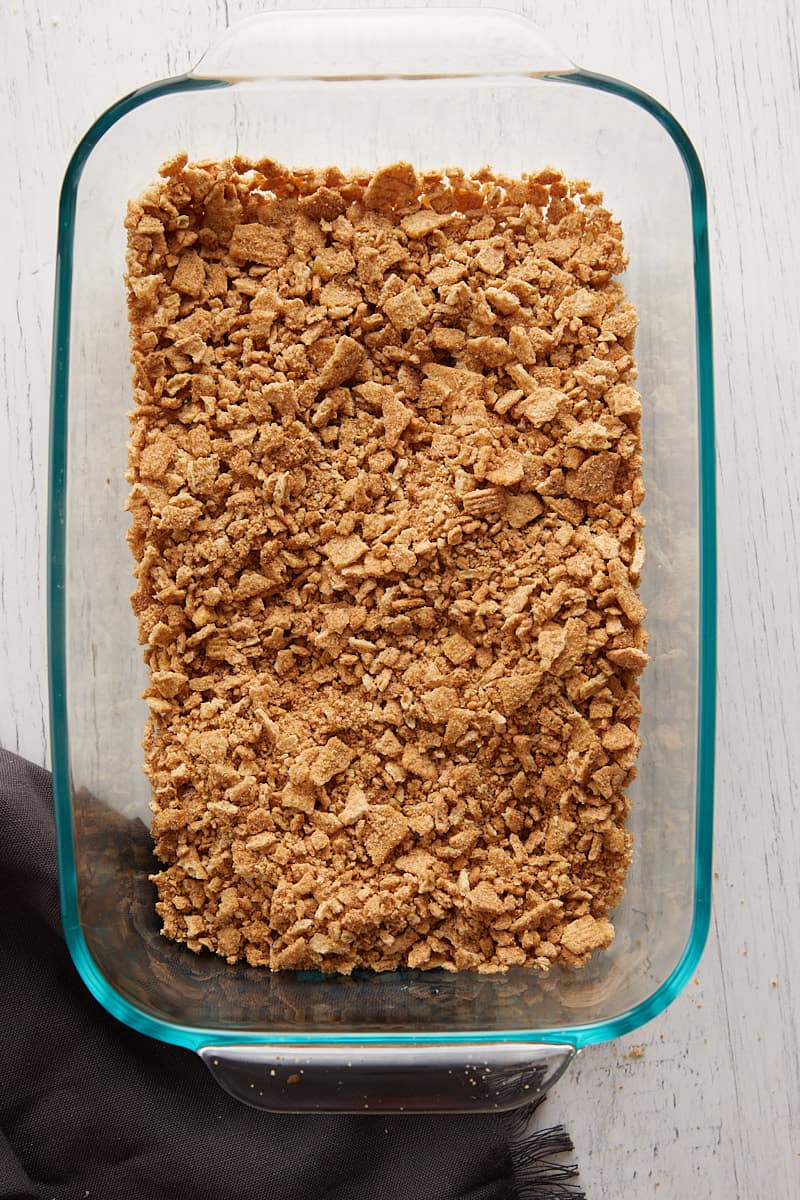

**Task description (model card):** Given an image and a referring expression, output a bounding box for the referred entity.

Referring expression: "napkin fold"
[0,748,585,1200]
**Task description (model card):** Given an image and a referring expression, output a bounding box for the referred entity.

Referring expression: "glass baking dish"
[48,7,715,1112]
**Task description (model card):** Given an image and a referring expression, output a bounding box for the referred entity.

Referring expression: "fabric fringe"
[504,1101,587,1200]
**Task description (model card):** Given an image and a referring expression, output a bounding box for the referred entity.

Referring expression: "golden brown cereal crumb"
[124,157,647,975]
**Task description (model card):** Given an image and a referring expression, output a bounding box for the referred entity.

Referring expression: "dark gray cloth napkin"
[0,748,585,1200]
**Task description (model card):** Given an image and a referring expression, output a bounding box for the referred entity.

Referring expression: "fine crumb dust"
[124,155,647,975]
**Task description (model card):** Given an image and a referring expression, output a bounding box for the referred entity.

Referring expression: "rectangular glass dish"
[48,7,715,1112]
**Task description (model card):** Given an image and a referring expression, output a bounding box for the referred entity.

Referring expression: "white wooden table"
[2,1,798,1195]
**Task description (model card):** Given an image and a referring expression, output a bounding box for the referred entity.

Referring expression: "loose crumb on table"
[124,155,647,974]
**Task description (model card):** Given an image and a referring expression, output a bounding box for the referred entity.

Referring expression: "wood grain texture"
[1,0,798,1194]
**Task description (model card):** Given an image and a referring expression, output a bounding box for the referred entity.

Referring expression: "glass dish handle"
[192,9,574,82]
[199,1041,575,1113]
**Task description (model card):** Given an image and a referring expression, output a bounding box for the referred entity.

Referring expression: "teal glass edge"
[48,69,715,1056]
